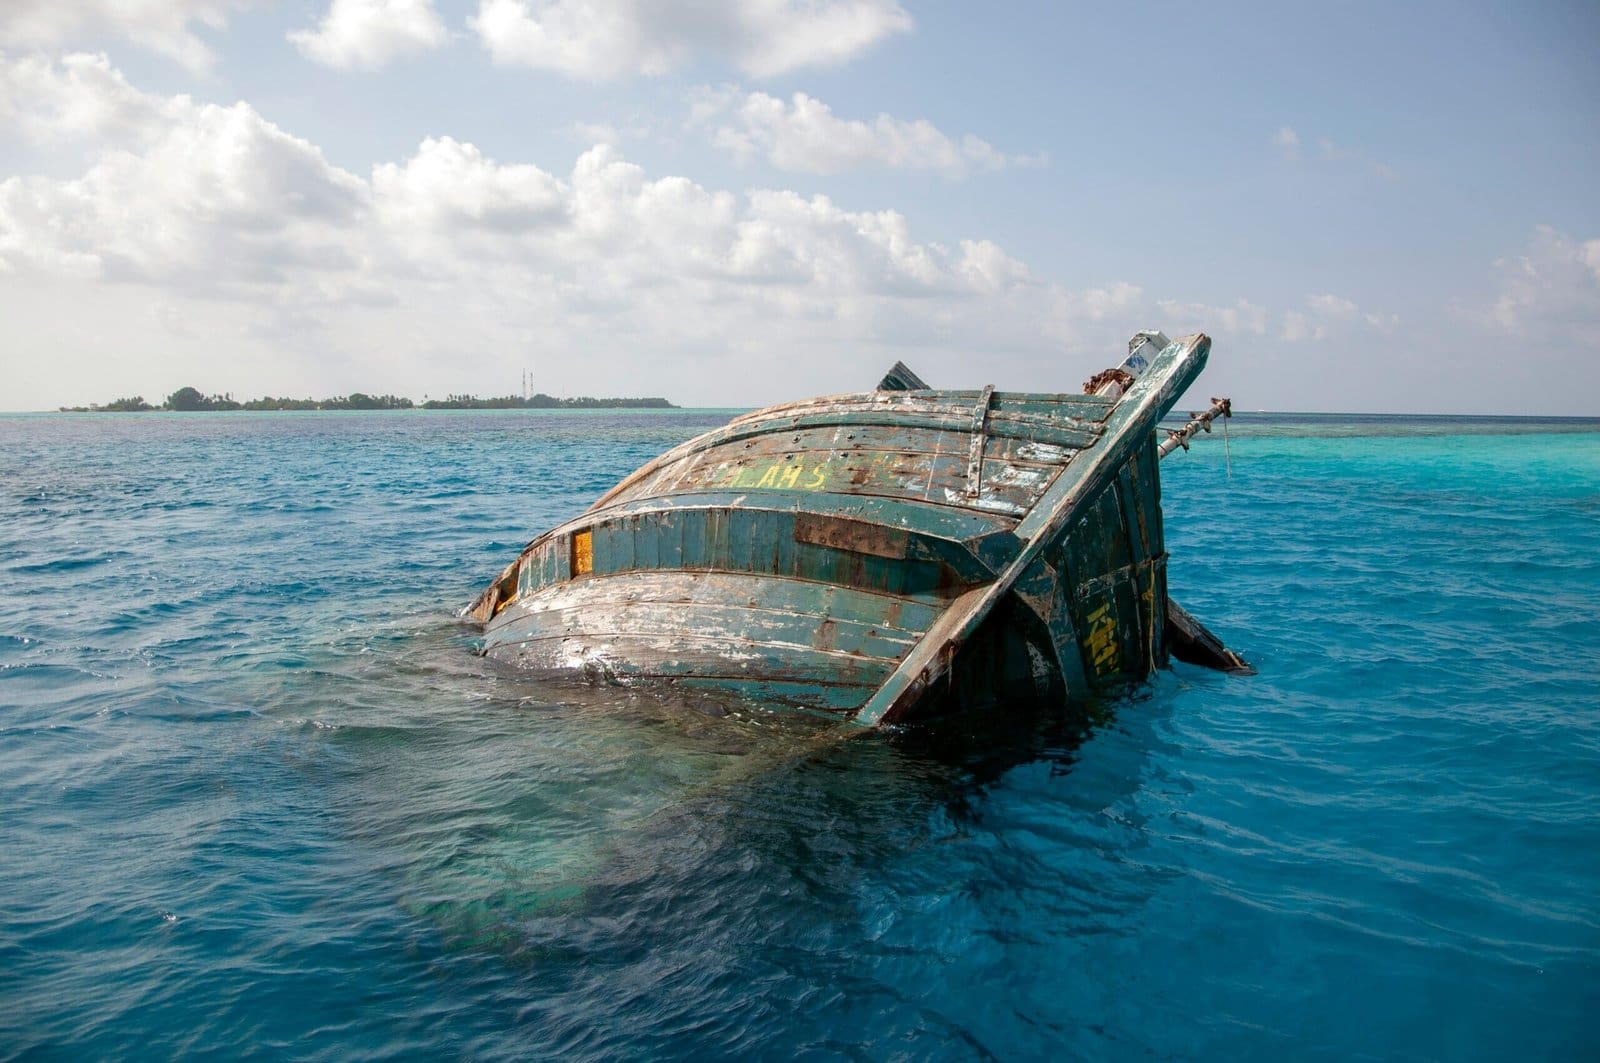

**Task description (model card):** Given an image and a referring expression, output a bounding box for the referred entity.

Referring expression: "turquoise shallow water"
[1,409,1597,1060]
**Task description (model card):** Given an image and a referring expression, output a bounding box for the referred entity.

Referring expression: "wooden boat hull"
[470,334,1212,725]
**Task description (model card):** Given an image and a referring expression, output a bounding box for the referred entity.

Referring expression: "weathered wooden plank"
[991,392,1117,418]
[508,569,940,634]
[616,446,1056,516]
[560,491,1016,549]
[793,512,910,560]
[1129,436,1168,667]
[712,410,1101,450]
[501,485,1031,629]
[1165,598,1254,674]
[878,361,931,391]
[608,424,1088,518]
[497,631,896,689]
[1060,488,1133,684]
[728,389,1114,425]
[467,555,521,622]
[520,505,994,602]
[984,410,1103,442]
[588,395,1102,512]
[645,422,1082,473]
[490,565,949,704]
[1113,452,1154,673]
[965,385,996,500]
[504,599,917,661]
[1070,488,1132,572]
[1007,554,1093,701]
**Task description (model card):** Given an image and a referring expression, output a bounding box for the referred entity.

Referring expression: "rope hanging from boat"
[1223,414,1233,480]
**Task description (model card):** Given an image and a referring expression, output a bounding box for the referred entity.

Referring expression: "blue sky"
[2,1,1597,412]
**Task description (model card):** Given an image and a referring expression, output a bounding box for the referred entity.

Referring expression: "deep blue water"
[2,409,1597,1060]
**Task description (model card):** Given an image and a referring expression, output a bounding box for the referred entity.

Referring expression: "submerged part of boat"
[468,331,1245,726]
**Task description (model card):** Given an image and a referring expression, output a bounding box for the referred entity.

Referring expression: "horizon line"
[6,407,1600,418]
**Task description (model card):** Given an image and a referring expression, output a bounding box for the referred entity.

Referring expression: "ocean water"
[1,408,1596,1061]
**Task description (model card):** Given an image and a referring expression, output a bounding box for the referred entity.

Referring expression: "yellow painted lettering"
[778,464,802,489]
[1084,604,1118,672]
[806,465,827,489]
[754,464,782,488]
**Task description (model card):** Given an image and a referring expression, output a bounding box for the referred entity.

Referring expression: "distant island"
[60,387,676,412]
[418,393,675,410]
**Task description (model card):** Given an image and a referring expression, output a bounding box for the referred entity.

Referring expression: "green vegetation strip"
[60,387,675,412]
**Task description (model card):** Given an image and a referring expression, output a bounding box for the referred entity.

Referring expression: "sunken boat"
[468,330,1246,727]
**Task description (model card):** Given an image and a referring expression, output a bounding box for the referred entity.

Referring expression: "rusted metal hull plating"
[469,333,1215,726]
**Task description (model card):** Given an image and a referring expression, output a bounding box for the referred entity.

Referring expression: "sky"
[2,1,1597,413]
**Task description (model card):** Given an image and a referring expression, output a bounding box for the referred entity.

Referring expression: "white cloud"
[1157,297,1268,337]
[289,0,448,70]
[469,0,912,80]
[371,135,571,256]
[0,60,1085,321]
[0,0,251,73]
[1483,225,1600,331]
[1280,309,1323,342]
[688,88,1031,179]
[0,61,367,292]
[1273,125,1299,159]
[1316,136,1395,180]
[1157,293,1392,345]
[1156,291,1391,344]
[1273,125,1393,178]
[1054,282,1143,322]
[0,52,172,146]
[4,53,1225,408]
[1281,293,1390,341]
[1306,293,1359,319]
[958,240,1032,292]
[1583,238,1600,283]
[735,0,913,79]
[0,59,1056,313]
[570,120,621,145]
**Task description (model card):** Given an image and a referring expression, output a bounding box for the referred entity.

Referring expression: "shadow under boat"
[467,328,1250,728]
